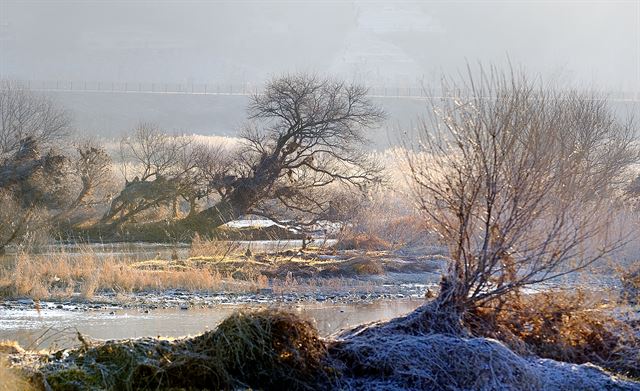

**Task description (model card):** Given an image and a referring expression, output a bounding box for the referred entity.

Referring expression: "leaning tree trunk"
[182,199,241,236]
[188,177,264,236]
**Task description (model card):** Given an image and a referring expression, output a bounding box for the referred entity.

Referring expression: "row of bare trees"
[0,75,387,247]
[0,82,116,252]
[94,74,385,238]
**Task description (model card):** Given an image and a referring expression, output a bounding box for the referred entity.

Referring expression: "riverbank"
[2,304,639,391]
[0,245,444,303]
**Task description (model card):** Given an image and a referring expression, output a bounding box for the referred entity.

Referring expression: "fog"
[1,1,638,141]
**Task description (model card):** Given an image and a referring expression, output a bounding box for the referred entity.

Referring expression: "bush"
[620,267,640,305]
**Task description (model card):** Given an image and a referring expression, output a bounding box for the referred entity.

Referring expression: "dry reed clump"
[341,257,385,276]
[41,338,179,390]
[0,340,25,355]
[620,266,640,305]
[465,290,640,379]
[191,309,333,390]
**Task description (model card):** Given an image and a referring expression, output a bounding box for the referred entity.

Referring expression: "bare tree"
[102,123,209,225]
[0,137,69,208]
[193,73,385,231]
[54,141,114,224]
[405,66,637,327]
[0,137,68,251]
[0,191,34,254]
[0,84,71,206]
[0,81,70,157]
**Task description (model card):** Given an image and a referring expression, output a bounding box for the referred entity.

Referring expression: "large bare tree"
[95,74,384,239]
[405,67,637,330]
[192,73,385,231]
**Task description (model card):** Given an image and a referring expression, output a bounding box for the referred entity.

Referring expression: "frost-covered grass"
[3,304,638,391]
[467,290,640,380]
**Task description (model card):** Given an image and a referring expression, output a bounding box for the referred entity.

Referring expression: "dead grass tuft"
[193,309,333,390]
[334,233,392,251]
[0,251,269,299]
[0,340,24,355]
[620,266,640,305]
[8,303,640,390]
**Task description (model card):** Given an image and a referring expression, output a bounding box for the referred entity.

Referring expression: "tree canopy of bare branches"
[101,123,211,225]
[195,73,385,230]
[407,66,638,317]
[0,81,70,157]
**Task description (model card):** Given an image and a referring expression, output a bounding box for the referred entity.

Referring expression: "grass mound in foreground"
[192,310,332,390]
[329,300,640,391]
[24,310,333,391]
[5,304,640,391]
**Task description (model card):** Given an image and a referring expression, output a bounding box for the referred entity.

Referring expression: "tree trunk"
[187,195,198,218]
[185,199,240,236]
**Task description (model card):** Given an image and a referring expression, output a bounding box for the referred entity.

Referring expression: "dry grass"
[466,290,640,379]
[7,304,640,390]
[193,309,333,390]
[334,233,393,251]
[0,360,32,391]
[188,233,242,259]
[620,266,640,305]
[0,238,438,301]
[329,298,639,390]
[0,340,24,355]
[0,248,388,300]
[0,251,269,299]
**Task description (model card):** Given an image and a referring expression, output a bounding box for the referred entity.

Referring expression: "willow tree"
[191,73,385,231]
[405,67,637,331]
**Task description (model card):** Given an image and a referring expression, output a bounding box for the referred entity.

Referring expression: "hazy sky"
[1,0,639,91]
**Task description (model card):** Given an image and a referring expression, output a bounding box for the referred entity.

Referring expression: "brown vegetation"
[0,251,267,300]
[0,357,32,391]
[620,266,640,305]
[3,302,639,390]
[466,290,640,378]
[0,244,436,300]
